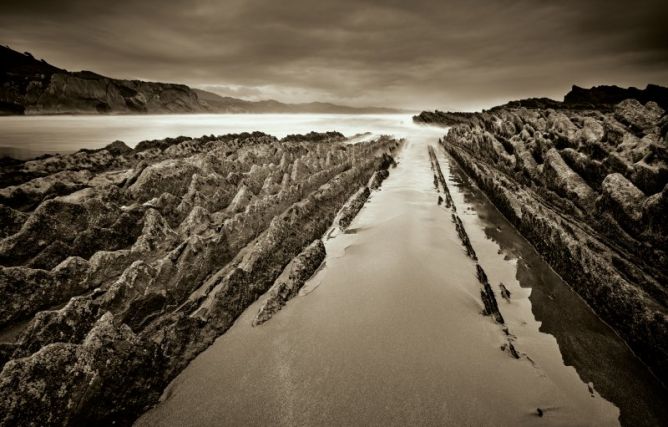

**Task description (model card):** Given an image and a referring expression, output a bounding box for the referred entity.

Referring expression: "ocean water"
[0,113,414,158]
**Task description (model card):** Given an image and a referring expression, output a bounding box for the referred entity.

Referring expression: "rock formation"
[429,146,518,358]
[0,131,401,425]
[417,91,668,382]
[252,239,326,326]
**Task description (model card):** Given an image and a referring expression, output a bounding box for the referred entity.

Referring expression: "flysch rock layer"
[429,146,519,358]
[252,239,326,326]
[249,153,396,327]
[0,132,402,425]
[419,98,668,382]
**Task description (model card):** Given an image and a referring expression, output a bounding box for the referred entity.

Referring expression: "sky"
[1,0,667,111]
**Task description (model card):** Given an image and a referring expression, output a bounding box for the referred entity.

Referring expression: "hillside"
[192,89,401,114]
[0,46,402,115]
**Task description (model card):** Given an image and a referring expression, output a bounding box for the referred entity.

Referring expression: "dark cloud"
[1,0,666,110]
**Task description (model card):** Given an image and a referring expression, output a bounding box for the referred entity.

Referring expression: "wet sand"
[135,133,657,426]
[442,153,668,427]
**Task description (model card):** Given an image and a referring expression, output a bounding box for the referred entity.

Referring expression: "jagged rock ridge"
[0,130,402,425]
[417,94,668,383]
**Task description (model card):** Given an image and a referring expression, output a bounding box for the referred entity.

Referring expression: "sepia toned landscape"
[1,1,667,426]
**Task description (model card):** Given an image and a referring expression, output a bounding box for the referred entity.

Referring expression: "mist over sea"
[0,114,416,159]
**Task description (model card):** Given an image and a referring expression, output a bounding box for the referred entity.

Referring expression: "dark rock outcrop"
[0,46,204,115]
[429,146,518,359]
[565,84,668,111]
[476,264,505,324]
[414,84,668,127]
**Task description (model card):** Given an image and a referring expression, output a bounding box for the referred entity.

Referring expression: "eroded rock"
[426,98,668,382]
[253,239,326,326]
[0,130,402,424]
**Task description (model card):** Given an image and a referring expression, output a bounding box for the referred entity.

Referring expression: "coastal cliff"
[0,46,402,115]
[1,46,206,115]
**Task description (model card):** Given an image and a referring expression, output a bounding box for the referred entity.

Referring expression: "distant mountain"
[0,45,403,115]
[192,89,402,114]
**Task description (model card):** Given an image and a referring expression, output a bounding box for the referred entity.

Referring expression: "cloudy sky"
[1,0,666,110]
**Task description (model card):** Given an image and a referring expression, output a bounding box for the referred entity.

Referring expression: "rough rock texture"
[252,239,326,326]
[418,97,668,382]
[0,131,401,425]
[338,187,372,229]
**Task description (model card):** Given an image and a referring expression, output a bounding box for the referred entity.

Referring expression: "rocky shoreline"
[416,88,668,383]
[0,131,401,425]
